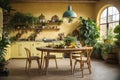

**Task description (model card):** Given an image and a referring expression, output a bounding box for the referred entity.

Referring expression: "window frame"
[100,6,120,38]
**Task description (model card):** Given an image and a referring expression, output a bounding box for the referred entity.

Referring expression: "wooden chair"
[43,53,58,69]
[72,51,82,59]
[24,48,41,72]
[73,47,93,78]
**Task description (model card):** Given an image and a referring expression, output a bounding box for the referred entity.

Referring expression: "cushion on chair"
[72,54,81,57]
[75,56,87,61]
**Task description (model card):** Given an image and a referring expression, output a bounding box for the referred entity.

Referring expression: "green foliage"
[68,18,73,23]
[78,17,99,46]
[114,25,120,41]
[64,36,77,46]
[0,34,10,62]
[9,12,38,29]
[28,33,37,41]
[92,42,102,58]
[101,42,114,60]
[0,0,15,11]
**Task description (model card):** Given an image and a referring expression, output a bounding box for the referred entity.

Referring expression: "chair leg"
[25,60,28,71]
[80,62,84,78]
[55,58,58,69]
[37,60,41,70]
[42,58,46,69]
[28,61,31,73]
[87,61,92,74]
[73,60,77,74]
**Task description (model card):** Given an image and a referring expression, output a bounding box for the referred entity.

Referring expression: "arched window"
[100,6,120,39]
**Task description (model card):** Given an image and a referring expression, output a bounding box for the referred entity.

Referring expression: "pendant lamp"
[63,5,77,18]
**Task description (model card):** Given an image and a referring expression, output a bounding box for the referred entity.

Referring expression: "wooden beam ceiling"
[10,0,100,3]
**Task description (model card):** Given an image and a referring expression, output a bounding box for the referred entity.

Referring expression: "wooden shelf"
[35,28,60,31]
[37,21,62,25]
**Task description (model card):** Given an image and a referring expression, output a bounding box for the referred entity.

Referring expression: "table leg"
[70,52,73,74]
[45,51,49,75]
[40,51,43,69]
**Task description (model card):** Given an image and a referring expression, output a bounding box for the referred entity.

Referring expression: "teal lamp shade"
[63,5,77,18]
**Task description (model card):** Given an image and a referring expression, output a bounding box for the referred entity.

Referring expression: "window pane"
[100,24,107,39]
[108,7,113,15]
[108,15,113,22]
[101,9,107,18]
[100,17,107,24]
[100,9,107,24]
[108,7,119,15]
[109,22,119,33]
[113,14,120,21]
[100,6,119,39]
[108,7,120,22]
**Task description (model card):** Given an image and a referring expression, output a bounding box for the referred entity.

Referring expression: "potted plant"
[64,36,77,46]
[114,25,120,64]
[100,28,115,61]
[101,42,113,60]
[92,42,102,59]
[63,36,77,58]
[114,25,120,46]
[0,33,10,76]
[78,16,99,46]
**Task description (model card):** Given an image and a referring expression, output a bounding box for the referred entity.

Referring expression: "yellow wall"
[0,8,3,39]
[94,0,120,25]
[10,2,95,40]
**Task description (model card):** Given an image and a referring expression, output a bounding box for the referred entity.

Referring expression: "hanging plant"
[8,12,38,29]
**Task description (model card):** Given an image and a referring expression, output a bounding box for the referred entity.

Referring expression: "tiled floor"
[0,58,120,80]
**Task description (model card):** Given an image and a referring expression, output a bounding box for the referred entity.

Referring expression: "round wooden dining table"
[36,47,87,75]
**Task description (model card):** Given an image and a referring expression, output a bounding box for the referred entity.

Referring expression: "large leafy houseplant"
[0,34,10,64]
[101,42,114,60]
[0,33,10,76]
[114,25,120,46]
[101,29,114,60]
[113,25,120,64]
[78,17,99,46]
[73,17,100,58]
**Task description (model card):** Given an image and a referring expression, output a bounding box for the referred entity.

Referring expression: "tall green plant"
[0,0,15,12]
[78,17,99,46]
[0,33,10,62]
[114,25,120,41]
